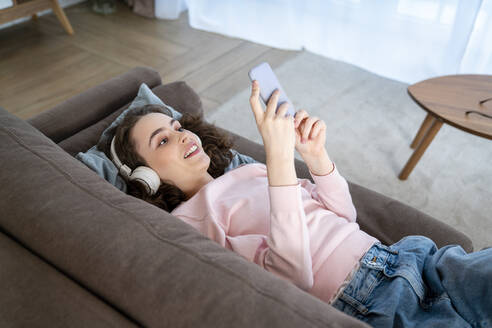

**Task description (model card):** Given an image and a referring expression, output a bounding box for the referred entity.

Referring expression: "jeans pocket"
[334,261,387,316]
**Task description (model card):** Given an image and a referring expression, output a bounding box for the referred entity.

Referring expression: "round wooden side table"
[399,75,492,180]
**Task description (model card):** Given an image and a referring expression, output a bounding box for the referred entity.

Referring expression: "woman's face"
[130,112,210,188]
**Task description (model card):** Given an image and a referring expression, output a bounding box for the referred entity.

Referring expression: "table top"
[408,74,492,140]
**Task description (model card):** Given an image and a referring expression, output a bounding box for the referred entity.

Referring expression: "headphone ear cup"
[129,166,161,195]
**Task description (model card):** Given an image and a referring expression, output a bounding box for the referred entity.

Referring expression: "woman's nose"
[179,133,189,144]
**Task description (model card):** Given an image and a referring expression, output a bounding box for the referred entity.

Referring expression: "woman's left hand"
[293,109,327,157]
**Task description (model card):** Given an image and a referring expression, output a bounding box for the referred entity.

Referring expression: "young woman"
[107,80,491,328]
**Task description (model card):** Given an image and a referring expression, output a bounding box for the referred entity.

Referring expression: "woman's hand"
[293,109,327,158]
[249,80,295,161]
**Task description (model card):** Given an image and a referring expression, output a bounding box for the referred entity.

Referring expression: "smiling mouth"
[184,144,199,159]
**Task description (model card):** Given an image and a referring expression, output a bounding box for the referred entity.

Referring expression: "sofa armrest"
[0,231,138,328]
[27,67,161,143]
[218,126,474,253]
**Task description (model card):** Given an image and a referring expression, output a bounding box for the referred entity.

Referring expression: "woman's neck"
[185,173,214,200]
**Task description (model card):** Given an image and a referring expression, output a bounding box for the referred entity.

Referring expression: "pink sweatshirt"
[171,162,379,304]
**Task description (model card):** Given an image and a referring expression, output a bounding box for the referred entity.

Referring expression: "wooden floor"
[0,1,300,120]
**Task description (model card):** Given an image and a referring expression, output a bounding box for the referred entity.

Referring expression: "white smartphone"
[248,62,296,117]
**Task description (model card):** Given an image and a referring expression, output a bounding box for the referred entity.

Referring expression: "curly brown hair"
[98,104,235,212]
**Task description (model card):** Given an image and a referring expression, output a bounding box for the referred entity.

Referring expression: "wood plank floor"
[0,0,300,119]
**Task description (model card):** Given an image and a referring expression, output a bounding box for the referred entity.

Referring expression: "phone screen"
[248,62,296,117]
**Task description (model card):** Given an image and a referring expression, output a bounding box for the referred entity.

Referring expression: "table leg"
[410,113,434,149]
[398,115,443,180]
[50,0,74,35]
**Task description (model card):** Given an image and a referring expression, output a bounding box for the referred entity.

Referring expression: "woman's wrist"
[266,157,298,186]
[265,144,294,161]
[302,149,334,176]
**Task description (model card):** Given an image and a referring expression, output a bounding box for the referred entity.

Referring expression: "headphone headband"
[110,136,132,178]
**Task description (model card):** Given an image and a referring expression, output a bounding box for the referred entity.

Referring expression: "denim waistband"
[359,242,399,271]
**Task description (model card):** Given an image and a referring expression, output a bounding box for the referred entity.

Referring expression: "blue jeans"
[332,236,492,328]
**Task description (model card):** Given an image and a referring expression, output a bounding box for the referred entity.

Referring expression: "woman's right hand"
[249,80,296,161]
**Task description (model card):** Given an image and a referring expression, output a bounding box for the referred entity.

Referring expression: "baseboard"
[0,0,86,30]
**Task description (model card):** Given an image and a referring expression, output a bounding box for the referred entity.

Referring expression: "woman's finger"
[310,120,322,139]
[265,89,280,119]
[317,122,326,139]
[302,116,319,141]
[294,109,309,128]
[276,101,290,118]
[249,80,263,123]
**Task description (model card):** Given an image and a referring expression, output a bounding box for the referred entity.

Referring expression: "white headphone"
[110,136,161,195]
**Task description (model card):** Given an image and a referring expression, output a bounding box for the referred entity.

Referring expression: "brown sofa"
[0,67,473,328]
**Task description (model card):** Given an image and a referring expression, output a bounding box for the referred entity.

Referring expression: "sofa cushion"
[0,110,370,327]
[0,231,138,328]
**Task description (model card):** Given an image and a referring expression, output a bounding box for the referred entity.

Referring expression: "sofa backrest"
[26,67,162,145]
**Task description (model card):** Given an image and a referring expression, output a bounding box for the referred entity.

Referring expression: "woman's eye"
[158,127,184,147]
[159,138,168,146]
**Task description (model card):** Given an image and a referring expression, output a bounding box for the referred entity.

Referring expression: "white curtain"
[0,0,13,10]
[155,0,491,84]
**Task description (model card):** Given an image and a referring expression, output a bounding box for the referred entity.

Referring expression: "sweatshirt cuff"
[268,183,302,213]
[309,162,336,177]
[310,163,347,188]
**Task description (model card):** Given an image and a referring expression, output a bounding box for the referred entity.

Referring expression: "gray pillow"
[98,83,183,149]
[75,83,258,193]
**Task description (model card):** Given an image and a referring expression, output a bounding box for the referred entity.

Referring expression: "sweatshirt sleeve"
[253,183,314,291]
[309,163,357,223]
